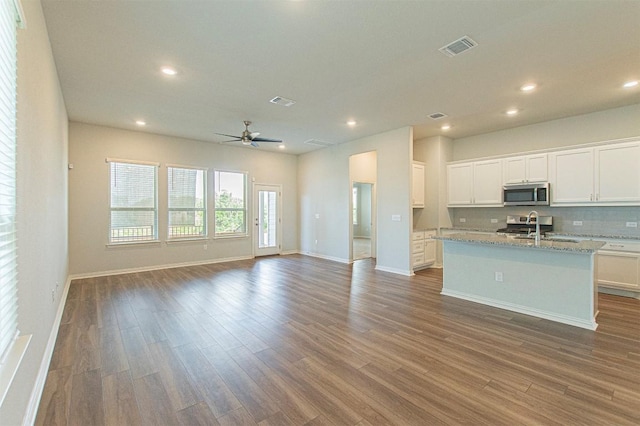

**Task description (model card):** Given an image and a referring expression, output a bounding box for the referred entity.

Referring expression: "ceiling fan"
[216,120,282,147]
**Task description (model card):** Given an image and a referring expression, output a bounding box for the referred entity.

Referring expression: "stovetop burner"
[496,215,553,235]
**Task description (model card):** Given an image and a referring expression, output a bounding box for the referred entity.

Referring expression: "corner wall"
[0,1,70,424]
[298,127,413,274]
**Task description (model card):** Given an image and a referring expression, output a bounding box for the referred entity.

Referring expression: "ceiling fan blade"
[214,132,242,139]
[218,139,241,143]
[250,132,260,138]
[251,141,259,148]
[251,137,282,143]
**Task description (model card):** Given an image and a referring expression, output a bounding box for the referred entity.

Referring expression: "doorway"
[352,182,373,260]
[253,184,281,257]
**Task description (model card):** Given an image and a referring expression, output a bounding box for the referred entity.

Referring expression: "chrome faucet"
[526,210,540,245]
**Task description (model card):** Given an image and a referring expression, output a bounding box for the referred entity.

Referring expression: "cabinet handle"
[590,194,593,201]
[596,193,599,201]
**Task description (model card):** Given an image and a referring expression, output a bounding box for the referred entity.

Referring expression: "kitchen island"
[436,233,605,330]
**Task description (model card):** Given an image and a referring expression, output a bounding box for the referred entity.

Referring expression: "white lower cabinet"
[597,249,640,291]
[413,230,436,270]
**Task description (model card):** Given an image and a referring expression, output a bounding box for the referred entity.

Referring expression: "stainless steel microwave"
[503,183,550,206]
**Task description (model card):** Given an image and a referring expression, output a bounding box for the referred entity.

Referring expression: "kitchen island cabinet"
[437,233,604,330]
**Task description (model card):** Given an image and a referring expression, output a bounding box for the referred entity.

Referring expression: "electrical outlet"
[315,213,320,219]
[391,215,401,221]
[203,244,208,250]
[495,272,503,282]
[490,219,498,224]
[459,218,466,223]
[626,222,638,228]
[573,221,583,226]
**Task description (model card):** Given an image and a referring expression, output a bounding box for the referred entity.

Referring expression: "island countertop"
[436,232,605,253]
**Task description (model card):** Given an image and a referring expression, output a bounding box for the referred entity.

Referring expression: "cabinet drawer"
[412,240,425,253]
[412,231,425,241]
[412,252,426,267]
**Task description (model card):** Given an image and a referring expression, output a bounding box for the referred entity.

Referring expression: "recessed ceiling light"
[347,120,357,126]
[623,80,638,88]
[161,66,177,76]
[278,144,286,149]
[135,120,146,126]
[520,83,537,92]
[441,124,451,131]
[506,109,519,116]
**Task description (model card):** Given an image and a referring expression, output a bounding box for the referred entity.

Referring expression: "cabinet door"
[424,239,436,265]
[597,252,639,290]
[595,143,640,203]
[473,159,503,205]
[550,148,594,204]
[503,156,527,184]
[526,154,548,183]
[447,163,473,206]
[412,163,425,208]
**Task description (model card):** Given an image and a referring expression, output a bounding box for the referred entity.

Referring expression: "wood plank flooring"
[36,255,640,425]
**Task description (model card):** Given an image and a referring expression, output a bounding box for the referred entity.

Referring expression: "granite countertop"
[436,232,606,253]
[439,227,640,242]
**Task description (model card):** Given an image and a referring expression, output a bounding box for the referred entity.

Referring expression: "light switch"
[391,214,401,222]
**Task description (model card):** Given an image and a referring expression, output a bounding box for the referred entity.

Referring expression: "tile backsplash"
[450,206,640,237]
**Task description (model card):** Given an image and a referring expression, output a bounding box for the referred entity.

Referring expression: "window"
[214,170,247,236]
[168,166,206,239]
[1,0,25,405]
[108,160,158,243]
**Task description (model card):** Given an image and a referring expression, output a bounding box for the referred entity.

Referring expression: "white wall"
[0,1,70,424]
[299,127,413,275]
[453,104,640,161]
[68,122,298,276]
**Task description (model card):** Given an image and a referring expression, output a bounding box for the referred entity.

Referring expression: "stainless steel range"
[496,215,553,236]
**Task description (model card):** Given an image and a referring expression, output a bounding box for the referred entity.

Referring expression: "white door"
[254,184,281,256]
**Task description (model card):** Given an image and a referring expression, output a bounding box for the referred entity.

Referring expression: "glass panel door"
[254,184,281,256]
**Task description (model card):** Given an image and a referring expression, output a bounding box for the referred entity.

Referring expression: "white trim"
[105,157,160,167]
[165,237,208,244]
[300,251,351,264]
[598,286,640,300]
[441,288,598,330]
[0,334,30,408]
[22,275,72,425]
[69,255,255,280]
[281,250,299,256]
[374,265,413,276]
[106,240,161,248]
[12,0,25,28]
[165,163,209,171]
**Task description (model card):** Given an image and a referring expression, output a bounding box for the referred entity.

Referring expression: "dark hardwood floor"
[36,255,640,425]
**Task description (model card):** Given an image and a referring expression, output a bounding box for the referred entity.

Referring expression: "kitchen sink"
[513,235,579,243]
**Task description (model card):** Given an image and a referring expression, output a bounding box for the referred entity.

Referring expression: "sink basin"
[512,235,579,243]
[546,238,580,243]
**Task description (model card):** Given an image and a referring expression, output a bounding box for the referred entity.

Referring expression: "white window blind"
[214,170,247,236]
[0,0,20,367]
[168,166,206,239]
[109,161,158,243]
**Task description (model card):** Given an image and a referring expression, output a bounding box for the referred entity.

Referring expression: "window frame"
[107,158,159,245]
[167,164,207,241]
[213,169,248,238]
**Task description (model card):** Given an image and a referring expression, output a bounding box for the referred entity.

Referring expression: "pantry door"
[254,184,281,256]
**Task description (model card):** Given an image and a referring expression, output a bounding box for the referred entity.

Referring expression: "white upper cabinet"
[447,159,502,207]
[503,154,548,185]
[595,142,640,203]
[550,148,594,204]
[412,162,425,208]
[550,141,640,206]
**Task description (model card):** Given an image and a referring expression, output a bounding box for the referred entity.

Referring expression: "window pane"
[110,210,156,242]
[111,163,156,208]
[109,162,157,242]
[215,210,245,234]
[168,167,206,238]
[214,171,246,235]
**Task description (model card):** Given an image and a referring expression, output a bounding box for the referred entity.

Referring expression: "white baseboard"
[598,286,640,300]
[69,255,255,280]
[300,251,350,264]
[441,288,598,331]
[22,275,72,426]
[280,250,300,256]
[374,265,413,277]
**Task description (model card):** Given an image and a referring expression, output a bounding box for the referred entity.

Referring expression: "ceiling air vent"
[304,139,334,147]
[439,36,477,57]
[428,112,448,120]
[269,96,296,107]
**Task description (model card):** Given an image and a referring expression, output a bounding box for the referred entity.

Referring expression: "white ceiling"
[41,0,640,155]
